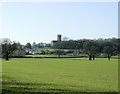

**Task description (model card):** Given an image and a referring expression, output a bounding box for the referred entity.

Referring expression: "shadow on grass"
[2,76,119,94]
[2,81,72,93]
[2,81,119,94]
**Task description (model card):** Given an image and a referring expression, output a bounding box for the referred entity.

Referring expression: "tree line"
[53,38,119,60]
[0,38,119,60]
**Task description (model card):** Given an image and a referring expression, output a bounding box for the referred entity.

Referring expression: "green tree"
[12,42,26,56]
[1,39,18,60]
[55,49,64,58]
[26,42,32,49]
[83,41,97,60]
[103,46,113,60]
[41,50,45,55]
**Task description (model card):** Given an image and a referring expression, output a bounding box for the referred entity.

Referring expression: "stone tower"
[57,34,61,42]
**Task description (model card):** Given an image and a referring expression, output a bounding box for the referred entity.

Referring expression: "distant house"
[51,40,58,45]
[45,43,52,48]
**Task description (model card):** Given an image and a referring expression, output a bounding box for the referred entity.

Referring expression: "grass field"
[2,58,118,93]
[25,54,71,57]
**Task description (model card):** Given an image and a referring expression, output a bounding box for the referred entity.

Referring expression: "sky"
[1,2,118,45]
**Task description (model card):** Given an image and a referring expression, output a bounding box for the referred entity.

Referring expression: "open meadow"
[2,58,118,93]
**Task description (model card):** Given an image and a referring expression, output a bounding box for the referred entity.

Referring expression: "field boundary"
[1,56,119,59]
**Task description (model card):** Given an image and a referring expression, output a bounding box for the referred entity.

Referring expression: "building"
[51,34,62,45]
[57,34,61,42]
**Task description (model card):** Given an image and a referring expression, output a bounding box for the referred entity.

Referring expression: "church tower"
[57,34,61,42]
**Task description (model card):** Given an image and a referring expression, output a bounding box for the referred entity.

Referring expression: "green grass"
[25,54,70,57]
[2,58,118,92]
[32,48,69,53]
[25,54,87,57]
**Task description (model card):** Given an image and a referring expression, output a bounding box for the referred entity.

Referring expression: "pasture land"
[2,58,118,93]
[25,54,70,57]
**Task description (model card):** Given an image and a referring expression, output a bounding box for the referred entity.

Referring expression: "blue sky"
[1,2,118,45]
